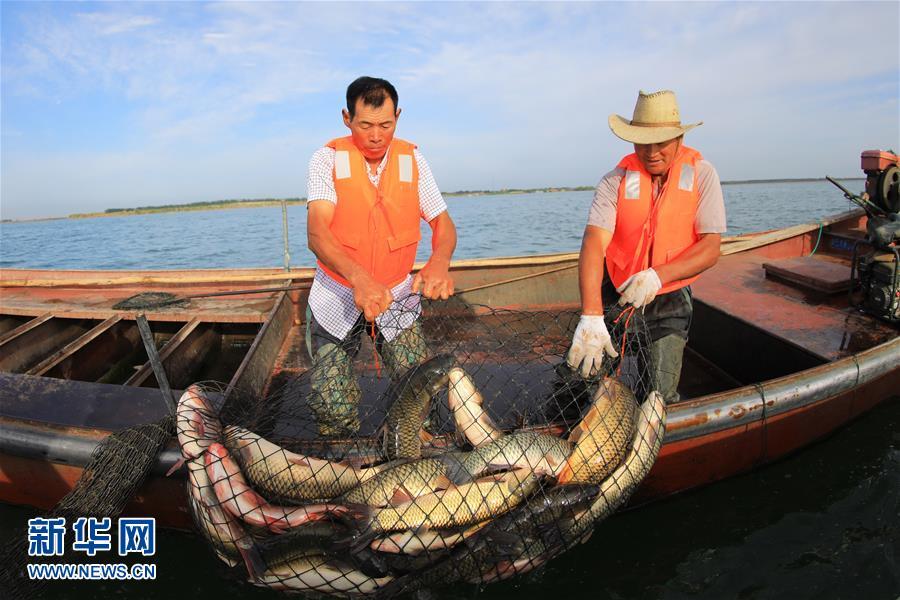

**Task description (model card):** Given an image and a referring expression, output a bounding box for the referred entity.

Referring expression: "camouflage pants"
[304,306,429,437]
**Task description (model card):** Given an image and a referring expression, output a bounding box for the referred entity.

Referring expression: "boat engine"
[827,150,900,323]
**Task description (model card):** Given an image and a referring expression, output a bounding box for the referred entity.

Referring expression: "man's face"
[633,136,682,176]
[343,97,400,161]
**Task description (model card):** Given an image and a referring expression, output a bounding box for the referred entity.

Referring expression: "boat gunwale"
[1,333,895,474]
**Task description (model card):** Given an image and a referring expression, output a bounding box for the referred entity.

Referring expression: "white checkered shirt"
[306,145,448,342]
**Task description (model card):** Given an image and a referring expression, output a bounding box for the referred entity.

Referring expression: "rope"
[808,220,824,256]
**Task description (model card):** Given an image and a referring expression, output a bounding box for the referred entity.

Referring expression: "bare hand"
[353,275,393,321]
[412,260,454,300]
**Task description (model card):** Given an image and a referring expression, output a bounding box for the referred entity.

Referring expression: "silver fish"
[253,550,393,596]
[447,367,504,448]
[185,457,264,578]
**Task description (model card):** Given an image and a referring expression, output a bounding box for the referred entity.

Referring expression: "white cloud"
[1,1,898,219]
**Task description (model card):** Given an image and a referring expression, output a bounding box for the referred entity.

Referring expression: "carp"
[362,468,538,535]
[382,394,666,596]
[556,377,638,484]
[223,426,385,503]
[382,354,456,460]
[542,391,667,555]
[448,430,573,481]
[447,367,504,448]
[340,458,451,507]
[204,442,355,533]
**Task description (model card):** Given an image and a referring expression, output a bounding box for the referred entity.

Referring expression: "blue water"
[0,180,862,270]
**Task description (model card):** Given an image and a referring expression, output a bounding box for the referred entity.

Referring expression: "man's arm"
[307,200,392,320]
[412,211,457,300]
[578,225,613,315]
[652,233,721,285]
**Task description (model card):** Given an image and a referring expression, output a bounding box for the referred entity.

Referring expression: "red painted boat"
[1,208,897,529]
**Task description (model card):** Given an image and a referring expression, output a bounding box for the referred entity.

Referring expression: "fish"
[382,394,666,596]
[185,457,265,578]
[556,377,638,484]
[340,458,451,507]
[362,468,538,535]
[223,426,386,503]
[252,550,393,595]
[449,430,573,482]
[172,384,221,474]
[382,354,456,460]
[204,442,355,533]
[369,521,490,555]
[447,367,504,448]
[539,391,667,556]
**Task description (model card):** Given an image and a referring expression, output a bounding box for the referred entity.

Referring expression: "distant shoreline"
[0,177,864,223]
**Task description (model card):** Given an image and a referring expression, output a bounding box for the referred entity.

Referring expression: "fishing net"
[180,295,668,597]
[0,416,175,599]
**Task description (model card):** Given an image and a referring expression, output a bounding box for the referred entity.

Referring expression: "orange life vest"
[319,136,421,288]
[605,145,703,295]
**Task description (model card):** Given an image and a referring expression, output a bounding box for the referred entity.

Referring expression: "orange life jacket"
[605,145,703,295]
[319,136,421,288]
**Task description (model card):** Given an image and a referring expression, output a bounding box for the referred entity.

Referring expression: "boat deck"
[694,251,897,362]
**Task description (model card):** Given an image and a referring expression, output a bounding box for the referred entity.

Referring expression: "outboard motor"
[827,150,900,323]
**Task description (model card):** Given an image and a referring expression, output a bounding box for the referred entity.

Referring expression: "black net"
[180,295,667,597]
[0,416,175,599]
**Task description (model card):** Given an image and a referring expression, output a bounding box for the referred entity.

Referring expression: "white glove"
[616,268,662,309]
[566,315,619,378]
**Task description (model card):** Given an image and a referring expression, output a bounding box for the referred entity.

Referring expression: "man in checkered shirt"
[305,76,457,436]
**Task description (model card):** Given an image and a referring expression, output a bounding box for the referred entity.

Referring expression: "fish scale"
[224,426,384,503]
[455,430,573,480]
[557,377,638,484]
[382,354,456,460]
[341,458,449,506]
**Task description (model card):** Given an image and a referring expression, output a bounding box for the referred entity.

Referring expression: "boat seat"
[761,255,852,294]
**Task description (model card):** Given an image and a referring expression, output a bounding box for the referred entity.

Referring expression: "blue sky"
[2,1,898,220]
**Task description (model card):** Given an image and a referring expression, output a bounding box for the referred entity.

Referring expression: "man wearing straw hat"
[567,90,726,403]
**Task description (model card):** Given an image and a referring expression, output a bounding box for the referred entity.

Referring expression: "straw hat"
[608,90,703,144]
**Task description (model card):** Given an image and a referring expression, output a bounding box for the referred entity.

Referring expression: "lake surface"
[0,180,862,270]
[1,179,897,599]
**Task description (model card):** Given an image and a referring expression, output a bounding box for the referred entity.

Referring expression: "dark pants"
[304,306,429,436]
[602,278,693,404]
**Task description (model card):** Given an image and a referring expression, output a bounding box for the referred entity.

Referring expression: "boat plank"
[0,312,53,346]
[225,293,291,401]
[154,323,219,390]
[27,315,123,376]
[0,316,97,374]
[124,317,201,386]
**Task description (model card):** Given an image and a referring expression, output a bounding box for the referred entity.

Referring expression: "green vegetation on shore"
[69,198,307,219]
[445,186,594,196]
[0,177,865,224]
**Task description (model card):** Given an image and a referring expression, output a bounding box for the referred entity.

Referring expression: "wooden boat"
[0,208,897,529]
